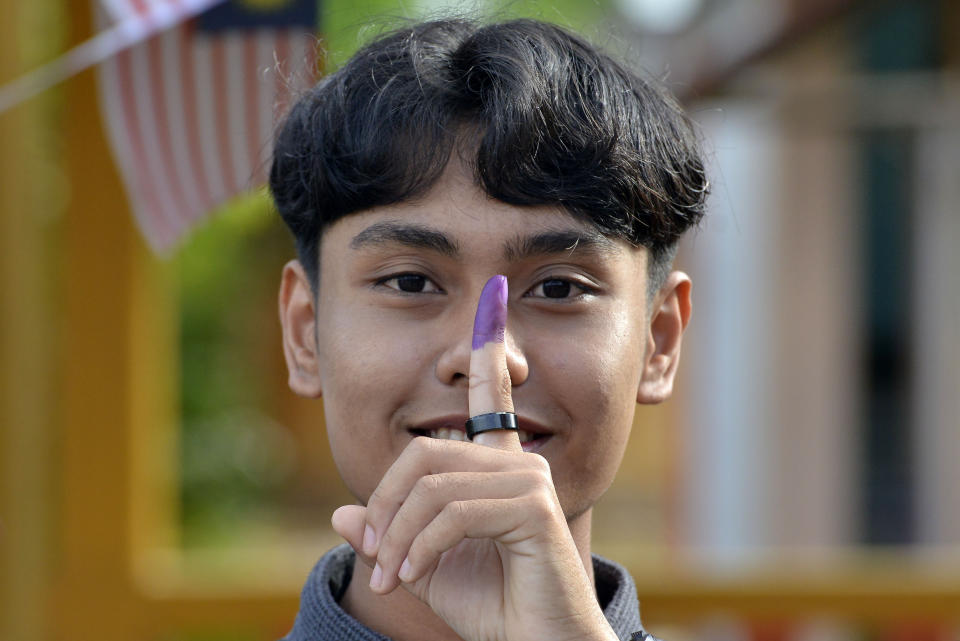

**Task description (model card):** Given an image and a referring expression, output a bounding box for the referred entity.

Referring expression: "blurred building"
[655,0,960,554]
[2,1,958,640]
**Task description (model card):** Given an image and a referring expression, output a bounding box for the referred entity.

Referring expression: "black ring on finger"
[465,412,519,440]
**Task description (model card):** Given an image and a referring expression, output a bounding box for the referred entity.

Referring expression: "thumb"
[332,504,375,566]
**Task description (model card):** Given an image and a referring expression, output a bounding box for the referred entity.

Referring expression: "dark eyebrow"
[350,221,460,257]
[502,229,618,262]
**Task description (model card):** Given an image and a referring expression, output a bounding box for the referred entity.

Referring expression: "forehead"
[320,157,634,263]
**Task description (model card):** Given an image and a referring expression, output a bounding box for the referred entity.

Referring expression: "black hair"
[270,17,707,300]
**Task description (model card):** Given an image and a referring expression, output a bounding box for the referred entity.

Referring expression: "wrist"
[547,612,619,641]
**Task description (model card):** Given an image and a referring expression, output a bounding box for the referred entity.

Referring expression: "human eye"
[376,273,443,294]
[525,277,596,300]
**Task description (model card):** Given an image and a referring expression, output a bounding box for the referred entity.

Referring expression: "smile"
[408,418,553,453]
[421,427,539,444]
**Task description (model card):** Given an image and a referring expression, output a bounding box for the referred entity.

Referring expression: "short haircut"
[270,18,708,300]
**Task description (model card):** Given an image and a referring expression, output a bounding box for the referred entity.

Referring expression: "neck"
[340,508,595,641]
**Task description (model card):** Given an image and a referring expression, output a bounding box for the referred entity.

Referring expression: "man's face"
[294,160,657,521]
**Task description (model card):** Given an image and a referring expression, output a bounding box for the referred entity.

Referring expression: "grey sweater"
[281,544,655,641]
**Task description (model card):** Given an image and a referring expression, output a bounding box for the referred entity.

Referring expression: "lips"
[407,415,553,452]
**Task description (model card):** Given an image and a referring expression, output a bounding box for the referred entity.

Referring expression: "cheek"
[541,308,643,414]
[564,343,636,468]
[319,301,428,397]
[536,310,642,508]
[316,306,431,503]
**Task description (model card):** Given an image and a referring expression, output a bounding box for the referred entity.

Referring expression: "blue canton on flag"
[95,0,320,252]
[199,0,318,32]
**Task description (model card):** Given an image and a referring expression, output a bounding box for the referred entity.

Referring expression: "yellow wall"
[1,0,63,638]
[1,2,959,640]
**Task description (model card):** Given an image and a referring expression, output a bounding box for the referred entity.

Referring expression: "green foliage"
[321,0,609,70]
[176,191,297,547]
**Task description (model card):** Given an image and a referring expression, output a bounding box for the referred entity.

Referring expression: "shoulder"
[282,545,390,641]
[593,554,658,641]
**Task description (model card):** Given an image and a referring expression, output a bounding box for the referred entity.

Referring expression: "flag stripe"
[301,30,318,84]
[193,33,228,207]
[118,47,171,246]
[161,25,204,218]
[255,30,275,183]
[129,39,180,243]
[147,32,193,232]
[210,36,239,199]
[178,20,214,217]
[224,32,250,192]
[99,53,165,249]
[129,0,150,18]
[95,0,318,251]
[94,3,164,247]
[158,0,200,226]
[274,31,293,122]
[243,33,263,186]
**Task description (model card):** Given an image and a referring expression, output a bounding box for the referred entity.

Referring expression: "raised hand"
[333,275,618,641]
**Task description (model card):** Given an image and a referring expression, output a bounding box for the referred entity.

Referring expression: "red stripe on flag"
[130,37,182,243]
[116,47,172,246]
[274,31,293,122]
[159,26,202,217]
[305,32,319,84]
[224,33,251,192]
[96,4,319,251]
[147,33,192,230]
[129,0,151,18]
[210,36,239,198]
[243,35,264,185]
[178,19,214,215]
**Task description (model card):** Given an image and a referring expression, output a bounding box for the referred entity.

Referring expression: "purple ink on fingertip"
[472,275,508,350]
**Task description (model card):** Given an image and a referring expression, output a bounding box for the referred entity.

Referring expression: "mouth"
[408,416,552,452]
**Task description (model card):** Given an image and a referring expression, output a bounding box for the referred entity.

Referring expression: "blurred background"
[1,0,958,640]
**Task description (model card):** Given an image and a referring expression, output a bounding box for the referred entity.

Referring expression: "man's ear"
[278,259,323,398]
[637,271,693,405]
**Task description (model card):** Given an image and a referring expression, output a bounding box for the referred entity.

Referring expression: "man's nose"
[433,298,529,388]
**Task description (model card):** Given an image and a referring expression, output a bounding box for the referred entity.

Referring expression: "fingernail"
[398,557,412,582]
[472,275,507,350]
[370,563,382,590]
[362,524,376,554]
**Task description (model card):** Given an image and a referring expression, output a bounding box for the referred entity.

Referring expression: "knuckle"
[410,528,434,556]
[378,530,399,561]
[407,434,442,461]
[468,371,492,391]
[408,435,432,456]
[403,545,422,574]
[525,452,552,478]
[367,484,390,510]
[468,365,512,400]
[497,369,512,399]
[412,474,443,500]
[415,523,442,552]
[443,500,468,522]
[526,490,557,520]
[518,468,546,488]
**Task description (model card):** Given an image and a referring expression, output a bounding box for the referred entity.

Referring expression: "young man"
[271,17,707,641]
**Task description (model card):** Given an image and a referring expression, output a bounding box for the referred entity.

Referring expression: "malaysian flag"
[96,0,319,252]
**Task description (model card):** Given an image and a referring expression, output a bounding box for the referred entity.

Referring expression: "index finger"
[468,275,522,452]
